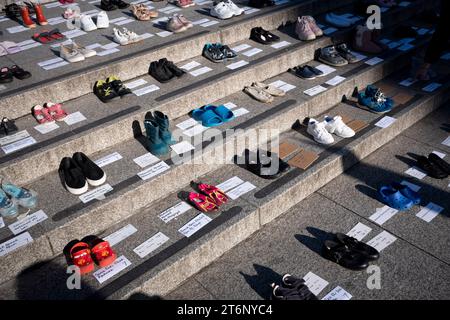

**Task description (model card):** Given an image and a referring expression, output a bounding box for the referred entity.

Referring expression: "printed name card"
[176,118,199,130]
[138,161,170,180]
[180,61,202,71]
[226,60,249,70]
[226,181,256,200]
[346,222,372,241]
[157,31,173,37]
[200,20,219,27]
[134,153,160,168]
[400,180,421,192]
[399,77,417,87]
[64,112,87,125]
[0,232,33,257]
[79,184,113,203]
[322,286,352,300]
[170,141,195,155]
[231,44,252,53]
[34,122,60,134]
[303,272,329,296]
[416,202,444,223]
[191,18,210,25]
[0,130,30,146]
[232,108,250,117]
[0,217,4,229]
[133,84,160,96]
[216,176,245,192]
[325,76,346,86]
[442,136,450,147]
[374,116,396,128]
[125,79,148,89]
[242,48,263,57]
[8,210,48,235]
[134,232,170,258]
[365,57,384,66]
[2,136,37,154]
[366,231,397,252]
[179,213,212,237]
[304,85,327,97]
[159,202,192,223]
[369,206,399,225]
[405,166,427,180]
[104,224,138,246]
[422,83,442,93]
[183,124,207,137]
[190,66,212,77]
[314,64,336,76]
[93,255,132,284]
[94,152,123,168]
[271,41,291,49]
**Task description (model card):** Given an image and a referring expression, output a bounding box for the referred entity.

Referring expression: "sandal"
[378,185,414,211]
[198,183,228,206]
[0,67,13,83]
[90,238,117,268]
[44,102,68,121]
[188,192,219,212]
[69,241,95,275]
[10,65,31,80]
[32,32,52,44]
[32,105,54,124]
[191,105,223,127]
[48,29,65,40]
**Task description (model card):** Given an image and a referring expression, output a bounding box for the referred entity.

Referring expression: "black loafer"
[428,153,450,175]
[417,155,448,179]
[242,149,290,179]
[323,240,369,270]
[250,27,272,44]
[0,67,13,83]
[307,65,324,77]
[290,66,316,79]
[335,233,379,261]
[149,60,175,83]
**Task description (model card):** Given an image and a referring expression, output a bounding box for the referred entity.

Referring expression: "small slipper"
[243,85,274,103]
[32,105,55,124]
[378,185,414,211]
[69,242,95,275]
[192,106,223,127]
[90,238,116,268]
[32,32,52,44]
[198,183,228,206]
[188,192,219,212]
[48,29,65,40]
[0,67,13,83]
[10,65,31,80]
[213,105,235,123]
[44,102,68,121]
[391,182,421,205]
[252,82,285,97]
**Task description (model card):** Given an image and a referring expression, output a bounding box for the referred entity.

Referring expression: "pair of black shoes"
[0,65,31,83]
[0,117,18,136]
[101,0,129,11]
[94,76,132,103]
[250,27,280,45]
[323,233,379,270]
[417,153,450,179]
[289,65,324,79]
[240,149,290,179]
[271,274,317,300]
[248,0,275,9]
[149,58,185,83]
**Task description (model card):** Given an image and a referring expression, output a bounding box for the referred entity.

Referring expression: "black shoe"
[242,149,289,179]
[0,67,13,83]
[72,152,106,187]
[250,27,279,44]
[5,3,21,19]
[106,76,132,97]
[100,0,118,11]
[10,65,31,80]
[202,44,226,63]
[290,66,316,79]
[111,0,129,9]
[417,155,448,179]
[248,0,275,8]
[307,65,324,77]
[323,240,369,270]
[428,153,450,175]
[149,60,175,83]
[335,233,379,261]
[0,117,18,136]
[335,43,358,63]
[59,157,88,195]
[94,80,120,102]
[161,58,185,78]
[280,274,318,300]
[218,44,237,60]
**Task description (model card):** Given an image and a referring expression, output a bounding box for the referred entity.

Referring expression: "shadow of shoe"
[239,264,283,300]
[294,234,324,256]
[395,154,417,167]
[355,183,380,202]
[177,190,191,202]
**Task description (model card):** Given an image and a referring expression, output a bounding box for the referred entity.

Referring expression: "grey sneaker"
[335,43,358,63]
[318,45,348,67]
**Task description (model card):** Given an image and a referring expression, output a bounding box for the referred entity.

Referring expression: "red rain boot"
[33,2,48,26]
[20,5,36,28]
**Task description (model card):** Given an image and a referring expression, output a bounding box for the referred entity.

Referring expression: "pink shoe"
[177,14,193,29]
[45,102,68,121]
[295,16,315,41]
[32,105,54,124]
[304,16,323,37]
[176,0,191,8]
[353,25,383,54]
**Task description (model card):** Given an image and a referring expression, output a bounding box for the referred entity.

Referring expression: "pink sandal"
[188,192,219,212]
[32,105,54,124]
[45,102,68,121]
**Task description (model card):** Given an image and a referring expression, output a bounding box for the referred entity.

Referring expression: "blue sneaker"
[378,185,414,211]
[358,85,394,113]
[0,188,19,218]
[1,181,38,209]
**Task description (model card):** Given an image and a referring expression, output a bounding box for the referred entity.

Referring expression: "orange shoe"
[33,2,48,26]
[20,5,35,28]
[69,242,95,275]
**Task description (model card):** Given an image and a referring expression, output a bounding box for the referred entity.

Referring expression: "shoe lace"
[374,89,386,104]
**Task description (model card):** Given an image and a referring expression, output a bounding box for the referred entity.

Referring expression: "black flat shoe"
[242,149,290,179]
[0,117,18,136]
[290,66,316,79]
[0,67,13,83]
[335,233,379,261]
[417,155,448,179]
[428,153,450,175]
[250,27,272,44]
[323,240,369,270]
[10,65,31,80]
[162,58,185,78]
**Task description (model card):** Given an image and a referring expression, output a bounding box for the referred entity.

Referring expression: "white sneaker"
[324,115,355,138]
[80,14,97,32]
[60,44,85,63]
[307,118,334,145]
[123,28,142,43]
[210,1,234,19]
[224,0,244,16]
[71,41,97,58]
[113,28,129,45]
[96,11,109,29]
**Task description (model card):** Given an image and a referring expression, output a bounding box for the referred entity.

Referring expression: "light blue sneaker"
[1,181,38,209]
[0,188,18,218]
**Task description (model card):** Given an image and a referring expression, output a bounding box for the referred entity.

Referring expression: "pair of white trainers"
[79,11,109,32]
[307,115,355,145]
[113,28,142,45]
[210,0,244,20]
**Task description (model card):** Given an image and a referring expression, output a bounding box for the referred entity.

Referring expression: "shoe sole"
[65,181,89,195]
[357,102,391,114]
[318,57,348,67]
[86,173,107,187]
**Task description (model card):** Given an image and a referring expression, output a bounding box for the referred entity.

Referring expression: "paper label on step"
[231,44,252,53]
[102,42,120,50]
[442,136,450,147]
[400,180,421,192]
[314,64,336,76]
[170,141,195,155]
[405,166,427,180]
[191,18,210,25]
[303,272,329,296]
[233,108,250,117]
[8,210,48,235]
[134,232,169,258]
[398,43,414,51]
[34,122,60,135]
[441,53,450,60]
[431,151,446,159]
[109,17,128,23]
[374,116,396,128]
[369,205,399,225]
[183,124,207,137]
[159,202,192,223]
[349,51,367,61]
[323,27,338,35]
[42,61,70,71]
[63,30,87,39]
[325,76,346,86]
[139,33,154,40]
[153,17,170,25]
[416,202,444,223]
[0,130,30,146]
[114,19,134,26]
[399,38,415,44]
[226,60,249,70]
[97,48,120,57]
[347,222,372,241]
[223,102,238,110]
[138,161,170,180]
[180,61,202,71]
[38,57,65,67]
[0,232,33,257]
[269,80,287,88]
[133,84,160,96]
[366,231,396,252]
[95,152,123,168]
[176,118,199,130]
[93,255,131,284]
[64,112,87,126]
[226,181,256,200]
[422,82,442,92]
[2,136,37,154]
[48,17,66,25]
[365,57,384,66]
[7,25,28,33]
[244,8,260,14]
[0,217,4,229]
[217,176,245,192]
[271,41,291,49]
[304,85,327,96]
[104,224,138,247]
[125,79,147,89]
[133,153,160,168]
[201,20,219,27]
[156,31,173,37]
[322,286,352,300]
[179,213,212,238]
[242,48,263,57]
[279,83,296,92]
[79,184,113,203]
[190,66,213,77]
[399,77,417,87]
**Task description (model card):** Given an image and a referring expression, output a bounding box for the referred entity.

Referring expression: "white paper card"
[223,102,238,110]
[102,42,120,50]
[217,176,245,192]
[422,83,442,92]
[365,57,384,66]
[431,151,446,159]
[416,202,444,223]
[97,48,120,56]
[322,286,352,300]
[176,118,199,130]
[303,272,329,296]
[133,153,160,168]
[134,232,169,258]
[64,112,86,125]
[442,136,450,147]
[233,108,249,117]
[93,255,131,284]
[159,202,192,223]
[200,20,219,27]
[366,231,397,252]
[400,180,421,192]
[190,66,212,77]
[38,57,64,67]
[0,130,30,146]
[7,25,28,33]
[0,232,33,257]
[125,79,147,89]
[325,76,346,86]
[104,224,138,247]
[269,80,287,88]
[8,210,48,235]
[34,122,60,134]
[133,84,160,96]
[183,124,207,137]
[374,116,396,128]
[347,222,372,241]
[157,31,173,37]
[139,32,154,40]
[405,166,427,180]
[226,60,249,70]
[279,83,296,92]
[2,136,37,154]
[304,85,327,96]
[231,44,252,52]
[179,213,212,237]
[180,61,202,71]
[42,61,70,70]
[109,17,128,23]
[227,181,256,200]
[171,141,195,155]
[0,217,4,229]
[349,51,367,61]
[95,152,123,168]
[369,205,399,225]
[314,64,336,76]
[79,184,113,203]
[138,161,170,180]
[191,18,210,25]
[399,77,417,87]
[271,41,291,49]
[242,48,263,57]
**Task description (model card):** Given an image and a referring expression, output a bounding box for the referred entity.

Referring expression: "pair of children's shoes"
[69,236,116,275]
[188,183,228,213]
[0,179,38,218]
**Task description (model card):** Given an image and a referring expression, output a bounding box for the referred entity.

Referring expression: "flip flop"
[191,105,223,127]
[48,29,65,40]
[188,192,219,212]
[378,185,414,211]
[198,183,228,206]
[90,238,117,268]
[69,241,95,275]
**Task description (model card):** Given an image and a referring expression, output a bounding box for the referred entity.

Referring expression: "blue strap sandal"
[191,105,223,127]
[214,105,235,123]
[391,182,421,205]
[378,185,414,211]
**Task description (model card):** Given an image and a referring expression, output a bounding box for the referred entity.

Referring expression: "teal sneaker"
[1,181,38,209]
[0,188,18,218]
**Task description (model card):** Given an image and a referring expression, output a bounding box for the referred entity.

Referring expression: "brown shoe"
[353,25,382,54]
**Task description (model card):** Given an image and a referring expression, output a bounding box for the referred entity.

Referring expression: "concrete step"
[0,68,448,299]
